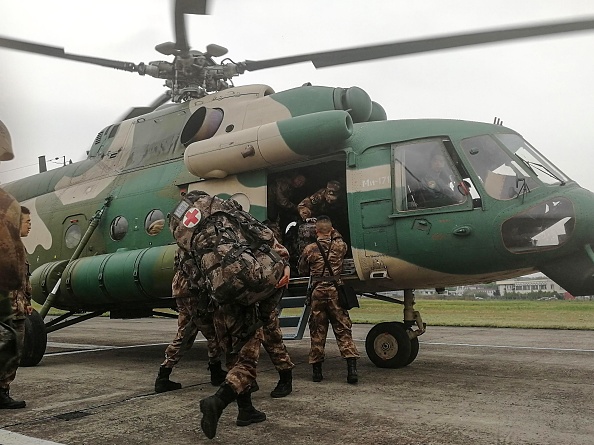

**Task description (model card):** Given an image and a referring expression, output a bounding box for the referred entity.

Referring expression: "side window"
[110,216,128,241]
[64,224,82,249]
[394,139,468,210]
[145,209,165,236]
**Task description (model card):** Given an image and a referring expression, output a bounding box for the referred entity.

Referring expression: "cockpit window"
[394,139,468,210]
[460,135,540,200]
[494,134,568,186]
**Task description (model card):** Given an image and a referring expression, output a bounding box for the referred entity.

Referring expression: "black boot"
[312,362,323,382]
[270,369,292,398]
[236,391,267,426]
[208,361,227,386]
[199,383,237,439]
[346,358,358,384]
[0,388,26,409]
[154,366,182,393]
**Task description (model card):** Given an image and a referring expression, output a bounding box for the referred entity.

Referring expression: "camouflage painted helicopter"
[2,0,594,369]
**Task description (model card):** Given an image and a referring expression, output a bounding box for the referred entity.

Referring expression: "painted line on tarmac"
[44,341,172,357]
[0,429,65,445]
[420,341,594,353]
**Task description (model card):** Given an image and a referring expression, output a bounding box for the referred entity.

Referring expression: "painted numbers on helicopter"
[361,176,390,188]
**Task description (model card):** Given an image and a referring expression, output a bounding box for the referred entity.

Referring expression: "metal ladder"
[278,277,311,340]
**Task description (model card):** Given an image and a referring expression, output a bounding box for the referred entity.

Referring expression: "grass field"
[284,298,594,330]
[37,298,594,330]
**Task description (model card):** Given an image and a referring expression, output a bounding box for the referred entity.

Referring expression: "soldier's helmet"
[0,119,14,161]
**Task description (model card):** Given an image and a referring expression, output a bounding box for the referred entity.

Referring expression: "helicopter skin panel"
[350,246,536,291]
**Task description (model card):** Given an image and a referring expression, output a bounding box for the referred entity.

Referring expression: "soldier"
[266,171,306,242]
[154,247,227,393]
[0,120,29,409]
[0,206,32,409]
[262,306,294,398]
[297,179,343,221]
[169,191,290,440]
[298,215,359,384]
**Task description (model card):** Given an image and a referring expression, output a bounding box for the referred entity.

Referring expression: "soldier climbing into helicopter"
[168,190,291,440]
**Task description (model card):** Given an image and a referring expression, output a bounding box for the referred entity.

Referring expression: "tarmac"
[1,318,594,444]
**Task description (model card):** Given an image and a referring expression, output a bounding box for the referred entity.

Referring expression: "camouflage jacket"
[172,247,211,313]
[8,256,32,320]
[297,188,344,220]
[298,229,347,298]
[0,188,26,293]
[268,177,300,220]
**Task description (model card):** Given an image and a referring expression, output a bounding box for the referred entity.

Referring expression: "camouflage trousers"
[213,304,262,395]
[262,307,294,371]
[161,297,222,368]
[0,318,25,389]
[308,292,360,364]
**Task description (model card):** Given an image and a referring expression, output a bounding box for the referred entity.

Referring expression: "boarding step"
[278,278,310,340]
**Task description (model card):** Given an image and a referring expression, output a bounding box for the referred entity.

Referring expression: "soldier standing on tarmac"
[0,206,32,409]
[0,119,29,409]
[154,247,227,392]
[298,215,360,384]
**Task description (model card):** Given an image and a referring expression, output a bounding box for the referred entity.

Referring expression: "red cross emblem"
[182,207,202,228]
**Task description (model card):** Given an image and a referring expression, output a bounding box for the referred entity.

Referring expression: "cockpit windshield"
[494,134,568,186]
[460,134,567,201]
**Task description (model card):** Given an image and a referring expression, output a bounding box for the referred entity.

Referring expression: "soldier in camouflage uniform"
[0,120,29,409]
[169,191,290,440]
[298,215,359,384]
[0,206,32,409]
[266,171,306,242]
[262,305,294,398]
[297,179,343,221]
[154,248,227,393]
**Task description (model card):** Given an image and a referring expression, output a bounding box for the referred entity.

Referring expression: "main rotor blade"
[243,17,594,71]
[0,37,138,72]
[174,0,208,53]
[119,92,172,121]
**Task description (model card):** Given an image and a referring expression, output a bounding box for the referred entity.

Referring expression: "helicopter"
[2,0,594,370]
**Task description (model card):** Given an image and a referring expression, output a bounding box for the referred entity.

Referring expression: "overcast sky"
[1,0,594,191]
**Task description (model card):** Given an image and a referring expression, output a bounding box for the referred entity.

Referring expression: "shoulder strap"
[315,240,334,277]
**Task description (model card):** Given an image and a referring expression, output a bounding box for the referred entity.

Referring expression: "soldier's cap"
[326,180,341,195]
[316,215,332,223]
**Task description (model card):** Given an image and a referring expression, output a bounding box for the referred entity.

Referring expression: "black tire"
[365,322,412,368]
[407,337,420,365]
[394,321,420,366]
[21,309,47,367]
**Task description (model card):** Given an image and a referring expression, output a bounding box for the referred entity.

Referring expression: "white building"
[496,278,564,296]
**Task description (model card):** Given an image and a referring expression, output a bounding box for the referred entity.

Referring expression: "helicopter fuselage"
[5,84,594,315]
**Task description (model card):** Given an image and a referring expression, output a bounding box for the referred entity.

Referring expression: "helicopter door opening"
[266,159,351,276]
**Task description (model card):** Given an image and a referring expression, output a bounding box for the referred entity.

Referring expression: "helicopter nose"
[539,247,594,297]
[538,189,594,296]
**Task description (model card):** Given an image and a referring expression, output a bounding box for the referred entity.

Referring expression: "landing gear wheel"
[365,322,412,368]
[21,309,47,367]
[407,337,420,365]
[394,321,420,366]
